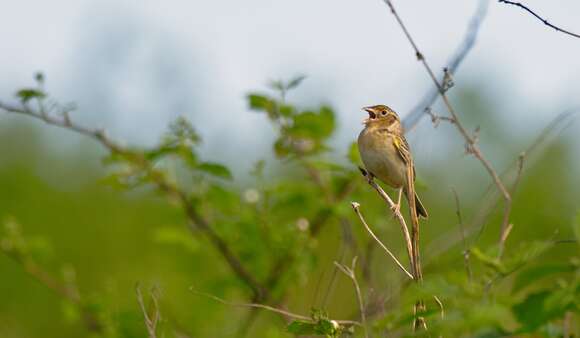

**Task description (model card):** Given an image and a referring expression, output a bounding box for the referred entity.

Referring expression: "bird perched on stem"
[357,104,428,219]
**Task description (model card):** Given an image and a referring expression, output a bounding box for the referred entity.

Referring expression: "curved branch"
[351,203,414,280]
[498,0,580,39]
[381,0,513,245]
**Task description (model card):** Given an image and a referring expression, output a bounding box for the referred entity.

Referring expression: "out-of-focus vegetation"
[0,74,578,338]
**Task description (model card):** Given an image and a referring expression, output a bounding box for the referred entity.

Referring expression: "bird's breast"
[358,128,406,188]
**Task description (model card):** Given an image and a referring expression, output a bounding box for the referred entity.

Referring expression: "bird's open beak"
[362,107,376,123]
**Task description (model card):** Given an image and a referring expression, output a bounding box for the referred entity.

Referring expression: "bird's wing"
[392,133,416,180]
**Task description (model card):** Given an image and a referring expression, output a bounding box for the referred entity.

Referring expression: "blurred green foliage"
[0,75,578,337]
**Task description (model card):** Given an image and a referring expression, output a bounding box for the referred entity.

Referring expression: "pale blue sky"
[1,0,579,172]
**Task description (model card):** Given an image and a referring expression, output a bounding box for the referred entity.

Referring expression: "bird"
[357,104,428,219]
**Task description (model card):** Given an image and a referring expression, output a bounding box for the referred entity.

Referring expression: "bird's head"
[362,104,402,132]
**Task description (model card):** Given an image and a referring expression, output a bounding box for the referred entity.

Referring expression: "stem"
[351,203,414,280]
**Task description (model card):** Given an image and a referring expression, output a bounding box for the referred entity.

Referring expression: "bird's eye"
[382,111,387,116]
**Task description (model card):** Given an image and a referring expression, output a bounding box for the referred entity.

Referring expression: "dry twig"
[351,203,413,279]
[381,0,514,255]
[334,257,369,338]
[358,168,414,268]
[136,284,161,338]
[498,152,525,256]
[423,110,577,264]
[452,188,472,281]
[190,288,361,327]
[498,0,580,39]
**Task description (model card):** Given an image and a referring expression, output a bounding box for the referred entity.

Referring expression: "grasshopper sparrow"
[358,104,428,218]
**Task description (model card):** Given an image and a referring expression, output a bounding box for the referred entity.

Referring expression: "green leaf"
[289,108,334,140]
[198,162,232,180]
[512,263,576,293]
[471,247,506,274]
[513,291,554,331]
[34,72,45,85]
[15,88,46,103]
[286,75,306,90]
[273,138,291,158]
[279,103,296,117]
[313,318,337,335]
[287,320,317,335]
[164,116,201,146]
[247,94,274,112]
[268,80,285,93]
[287,319,338,336]
[513,287,577,332]
[502,240,553,274]
[144,145,198,167]
[268,75,306,94]
[152,226,199,252]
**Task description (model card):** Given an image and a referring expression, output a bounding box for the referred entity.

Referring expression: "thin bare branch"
[351,202,413,280]
[425,107,456,128]
[190,288,361,327]
[433,295,445,319]
[403,0,489,131]
[381,0,513,250]
[452,188,472,281]
[424,109,577,263]
[498,152,525,256]
[0,100,266,300]
[136,283,160,338]
[358,168,414,269]
[334,258,369,338]
[498,0,580,39]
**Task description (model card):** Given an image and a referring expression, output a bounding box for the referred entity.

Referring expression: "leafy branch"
[0,218,102,332]
[0,74,267,301]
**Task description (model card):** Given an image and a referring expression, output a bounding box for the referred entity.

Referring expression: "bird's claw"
[390,203,401,216]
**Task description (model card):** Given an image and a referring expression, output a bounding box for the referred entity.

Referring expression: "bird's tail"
[405,190,428,219]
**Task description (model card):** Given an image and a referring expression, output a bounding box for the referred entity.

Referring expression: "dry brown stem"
[334,257,369,338]
[381,0,514,256]
[136,284,161,338]
[452,188,472,281]
[190,288,361,327]
[351,203,414,279]
[498,152,525,256]
[359,168,414,269]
